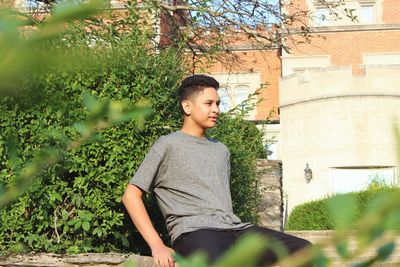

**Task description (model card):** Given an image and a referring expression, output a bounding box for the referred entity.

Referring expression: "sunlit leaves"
[214,233,269,267]
[327,194,357,230]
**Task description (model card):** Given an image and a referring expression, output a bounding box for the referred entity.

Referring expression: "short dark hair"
[176,75,219,106]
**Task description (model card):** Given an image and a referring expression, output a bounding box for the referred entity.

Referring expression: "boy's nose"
[212,105,220,114]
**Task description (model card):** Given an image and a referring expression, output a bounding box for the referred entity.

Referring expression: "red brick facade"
[288,29,400,75]
[286,1,400,75]
[383,0,400,23]
[207,49,281,121]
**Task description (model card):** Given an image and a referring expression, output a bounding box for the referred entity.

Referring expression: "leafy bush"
[0,20,184,254]
[0,15,266,254]
[285,185,400,230]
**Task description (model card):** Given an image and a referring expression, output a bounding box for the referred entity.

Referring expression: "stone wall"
[256,159,283,231]
[0,253,154,267]
[3,232,400,266]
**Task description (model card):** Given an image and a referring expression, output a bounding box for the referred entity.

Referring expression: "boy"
[122,75,311,267]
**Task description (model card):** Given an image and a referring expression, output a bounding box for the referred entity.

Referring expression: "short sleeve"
[129,137,166,193]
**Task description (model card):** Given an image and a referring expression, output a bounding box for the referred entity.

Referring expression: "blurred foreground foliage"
[1,1,400,266]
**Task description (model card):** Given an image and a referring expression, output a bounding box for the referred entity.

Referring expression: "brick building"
[282,0,400,76]
[206,0,400,138]
[206,0,400,219]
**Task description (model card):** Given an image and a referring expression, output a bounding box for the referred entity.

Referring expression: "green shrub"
[0,18,266,254]
[0,21,184,254]
[285,186,400,231]
[285,198,333,230]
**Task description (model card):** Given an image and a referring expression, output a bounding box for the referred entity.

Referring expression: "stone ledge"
[0,253,154,267]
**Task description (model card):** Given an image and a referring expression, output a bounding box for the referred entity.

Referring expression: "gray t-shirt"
[129,130,252,242]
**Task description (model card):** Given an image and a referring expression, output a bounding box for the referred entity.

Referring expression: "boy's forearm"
[122,185,165,250]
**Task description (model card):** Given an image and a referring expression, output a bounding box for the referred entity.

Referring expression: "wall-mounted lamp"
[304,163,312,183]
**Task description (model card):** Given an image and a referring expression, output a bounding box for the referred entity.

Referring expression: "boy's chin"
[205,122,217,129]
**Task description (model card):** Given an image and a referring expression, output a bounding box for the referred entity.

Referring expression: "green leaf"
[327,194,357,230]
[93,228,102,237]
[50,192,62,203]
[336,240,350,259]
[120,234,129,248]
[312,247,330,267]
[83,92,98,113]
[376,242,395,261]
[214,233,269,267]
[82,221,90,232]
[72,194,83,208]
[73,122,89,135]
[351,262,370,267]
[74,221,82,231]
[5,134,19,170]
[122,260,137,267]
[77,210,93,221]
[178,252,208,267]
[63,224,69,234]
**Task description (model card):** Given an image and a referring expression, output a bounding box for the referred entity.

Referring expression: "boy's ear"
[182,100,191,115]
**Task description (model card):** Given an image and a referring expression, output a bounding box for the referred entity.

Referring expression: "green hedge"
[0,19,266,254]
[285,186,400,231]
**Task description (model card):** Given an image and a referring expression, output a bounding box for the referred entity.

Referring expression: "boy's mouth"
[209,116,218,122]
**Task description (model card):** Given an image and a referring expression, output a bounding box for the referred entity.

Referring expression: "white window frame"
[234,85,250,109]
[314,7,330,26]
[360,4,375,24]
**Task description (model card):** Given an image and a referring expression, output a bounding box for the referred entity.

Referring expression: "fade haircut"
[176,74,219,112]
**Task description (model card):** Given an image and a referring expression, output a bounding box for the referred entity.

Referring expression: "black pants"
[172,225,312,266]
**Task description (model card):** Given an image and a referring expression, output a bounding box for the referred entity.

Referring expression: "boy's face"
[182,87,220,129]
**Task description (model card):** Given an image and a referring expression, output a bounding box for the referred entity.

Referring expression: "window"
[218,87,232,113]
[217,85,251,113]
[360,5,375,23]
[211,72,260,119]
[234,85,250,109]
[314,8,330,26]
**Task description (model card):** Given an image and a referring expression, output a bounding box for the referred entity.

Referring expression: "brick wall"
[383,0,400,23]
[288,29,400,75]
[284,0,400,75]
[207,49,281,121]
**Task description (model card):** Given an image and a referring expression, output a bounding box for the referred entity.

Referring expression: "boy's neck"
[180,125,206,138]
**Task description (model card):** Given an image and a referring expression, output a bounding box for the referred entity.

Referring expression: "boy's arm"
[122,184,175,267]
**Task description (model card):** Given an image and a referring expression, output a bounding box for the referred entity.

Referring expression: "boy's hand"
[152,244,175,267]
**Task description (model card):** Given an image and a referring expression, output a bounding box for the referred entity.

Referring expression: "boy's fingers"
[160,256,172,267]
[168,256,175,267]
[154,257,164,267]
